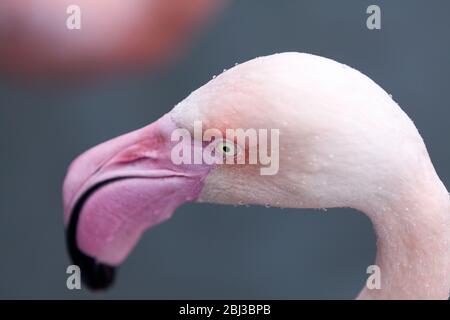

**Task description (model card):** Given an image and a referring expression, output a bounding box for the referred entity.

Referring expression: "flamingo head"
[63,53,431,289]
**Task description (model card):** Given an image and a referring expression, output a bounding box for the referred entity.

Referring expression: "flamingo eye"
[216,140,240,157]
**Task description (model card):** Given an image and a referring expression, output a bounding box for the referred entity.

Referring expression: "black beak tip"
[75,251,116,290]
[66,208,116,290]
[66,229,117,291]
[65,179,121,291]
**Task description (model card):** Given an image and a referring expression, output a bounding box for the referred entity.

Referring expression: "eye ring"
[215,139,241,158]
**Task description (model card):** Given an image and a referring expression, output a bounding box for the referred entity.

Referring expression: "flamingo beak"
[62,114,210,290]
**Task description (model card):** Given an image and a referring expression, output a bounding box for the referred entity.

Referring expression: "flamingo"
[62,52,450,299]
[0,0,224,77]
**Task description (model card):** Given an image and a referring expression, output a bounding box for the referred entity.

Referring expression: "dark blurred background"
[0,0,449,299]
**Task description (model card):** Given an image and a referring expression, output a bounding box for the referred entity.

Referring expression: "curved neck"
[357,173,450,299]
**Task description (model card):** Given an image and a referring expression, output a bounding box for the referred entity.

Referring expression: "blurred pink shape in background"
[0,0,225,78]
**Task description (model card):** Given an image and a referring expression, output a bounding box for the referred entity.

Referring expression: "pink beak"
[62,114,210,289]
